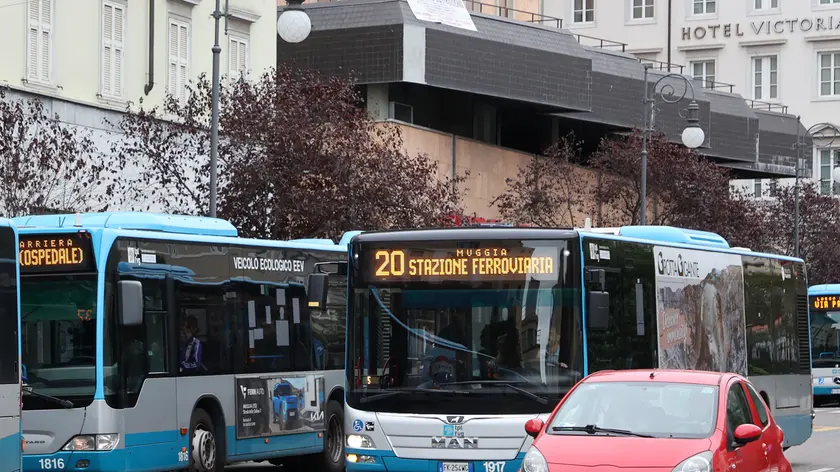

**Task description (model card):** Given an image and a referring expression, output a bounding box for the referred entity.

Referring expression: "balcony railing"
[695,79,735,93]
[639,58,684,74]
[462,0,563,28]
[745,99,788,114]
[572,33,627,52]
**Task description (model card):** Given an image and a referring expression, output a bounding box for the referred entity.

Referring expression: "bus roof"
[12,212,359,252]
[0,218,13,228]
[809,284,840,296]
[350,225,803,263]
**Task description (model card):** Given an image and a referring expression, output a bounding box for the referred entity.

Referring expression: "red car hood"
[537,435,713,468]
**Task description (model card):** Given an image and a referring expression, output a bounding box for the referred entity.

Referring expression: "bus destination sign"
[363,244,559,283]
[812,295,840,310]
[19,233,96,274]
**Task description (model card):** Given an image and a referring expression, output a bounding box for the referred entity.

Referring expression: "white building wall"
[542,0,840,198]
[0,0,277,212]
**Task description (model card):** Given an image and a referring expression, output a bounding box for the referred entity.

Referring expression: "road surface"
[787,403,840,472]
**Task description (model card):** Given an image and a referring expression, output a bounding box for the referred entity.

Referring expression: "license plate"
[290,411,296,416]
[831,389,840,394]
[440,462,472,472]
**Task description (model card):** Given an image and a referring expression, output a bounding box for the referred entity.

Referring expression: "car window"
[726,382,755,434]
[745,383,769,428]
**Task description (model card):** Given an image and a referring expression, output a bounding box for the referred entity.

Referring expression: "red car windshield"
[548,381,719,439]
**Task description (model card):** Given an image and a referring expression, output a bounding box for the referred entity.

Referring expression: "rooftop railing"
[745,99,789,114]
[639,58,685,74]
[462,0,563,28]
[572,33,627,52]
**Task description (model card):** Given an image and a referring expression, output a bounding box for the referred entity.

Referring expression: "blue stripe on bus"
[813,386,840,396]
[22,428,324,472]
[0,432,21,472]
[345,448,526,472]
[774,413,813,448]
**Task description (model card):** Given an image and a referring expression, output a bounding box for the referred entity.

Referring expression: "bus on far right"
[808,284,840,406]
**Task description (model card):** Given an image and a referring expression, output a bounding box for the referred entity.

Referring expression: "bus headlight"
[522,446,548,472]
[346,434,375,449]
[62,434,120,451]
[671,451,712,472]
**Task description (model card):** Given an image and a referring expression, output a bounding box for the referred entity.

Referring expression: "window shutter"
[28,1,39,80]
[113,4,124,96]
[168,21,179,98]
[102,4,113,95]
[228,38,238,79]
[178,23,188,101]
[39,0,51,82]
[237,40,247,76]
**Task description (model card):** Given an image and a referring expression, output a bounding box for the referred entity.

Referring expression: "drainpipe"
[143,0,155,95]
[666,0,672,71]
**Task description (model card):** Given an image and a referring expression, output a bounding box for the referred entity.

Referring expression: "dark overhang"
[278,0,805,178]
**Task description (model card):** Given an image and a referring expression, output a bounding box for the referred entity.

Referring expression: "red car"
[520,369,792,472]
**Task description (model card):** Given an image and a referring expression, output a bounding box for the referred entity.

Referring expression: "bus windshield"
[20,274,97,409]
[347,238,583,415]
[810,304,840,369]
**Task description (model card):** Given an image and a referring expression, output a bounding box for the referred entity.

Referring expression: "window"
[819,149,840,195]
[754,0,779,9]
[573,0,594,23]
[101,2,125,98]
[818,52,840,97]
[27,0,53,84]
[753,179,762,197]
[228,36,248,81]
[632,0,654,19]
[820,0,840,4]
[726,383,755,435]
[745,383,769,427]
[752,55,778,100]
[167,19,190,103]
[693,0,715,14]
[691,60,716,89]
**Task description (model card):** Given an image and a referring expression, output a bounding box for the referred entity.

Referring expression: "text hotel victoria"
[545,0,840,196]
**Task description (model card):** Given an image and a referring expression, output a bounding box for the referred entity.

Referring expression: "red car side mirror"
[733,424,762,445]
[525,419,544,439]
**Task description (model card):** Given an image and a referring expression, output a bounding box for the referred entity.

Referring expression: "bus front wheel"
[321,400,345,472]
[190,408,221,472]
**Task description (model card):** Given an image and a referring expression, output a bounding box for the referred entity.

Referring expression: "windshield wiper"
[22,385,74,409]
[359,388,471,404]
[551,424,653,438]
[442,381,549,405]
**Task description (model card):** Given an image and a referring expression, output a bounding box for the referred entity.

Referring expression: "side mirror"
[306,273,329,310]
[524,418,544,439]
[118,280,144,326]
[733,424,762,446]
[587,291,610,330]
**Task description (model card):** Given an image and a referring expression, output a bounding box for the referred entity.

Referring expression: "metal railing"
[695,79,734,93]
[572,33,627,52]
[639,58,684,74]
[462,0,563,28]
[745,98,788,114]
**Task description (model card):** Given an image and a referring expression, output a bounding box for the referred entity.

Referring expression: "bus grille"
[796,291,811,374]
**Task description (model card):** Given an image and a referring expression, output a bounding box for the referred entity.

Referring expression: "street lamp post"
[793,121,840,258]
[640,63,706,225]
[207,0,312,217]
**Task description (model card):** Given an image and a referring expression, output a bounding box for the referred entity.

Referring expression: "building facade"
[539,0,840,197]
[0,0,278,210]
[279,0,808,222]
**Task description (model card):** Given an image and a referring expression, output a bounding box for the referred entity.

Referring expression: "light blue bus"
[0,219,22,472]
[14,212,353,472]
[808,284,840,406]
[340,225,813,472]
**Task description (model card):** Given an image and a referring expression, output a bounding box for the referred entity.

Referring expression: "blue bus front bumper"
[346,448,525,472]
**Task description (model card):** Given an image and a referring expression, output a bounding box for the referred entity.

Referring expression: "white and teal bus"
[341,225,813,472]
[808,284,840,406]
[15,212,354,472]
[0,219,22,472]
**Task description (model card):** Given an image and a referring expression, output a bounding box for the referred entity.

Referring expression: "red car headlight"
[522,446,549,472]
[671,451,713,472]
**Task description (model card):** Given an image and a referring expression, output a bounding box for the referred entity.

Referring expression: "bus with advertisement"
[14,212,354,472]
[0,219,22,472]
[807,284,840,406]
[336,225,813,472]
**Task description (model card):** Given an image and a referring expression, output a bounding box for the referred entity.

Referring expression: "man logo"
[446,416,465,424]
[240,385,247,399]
[431,437,478,449]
